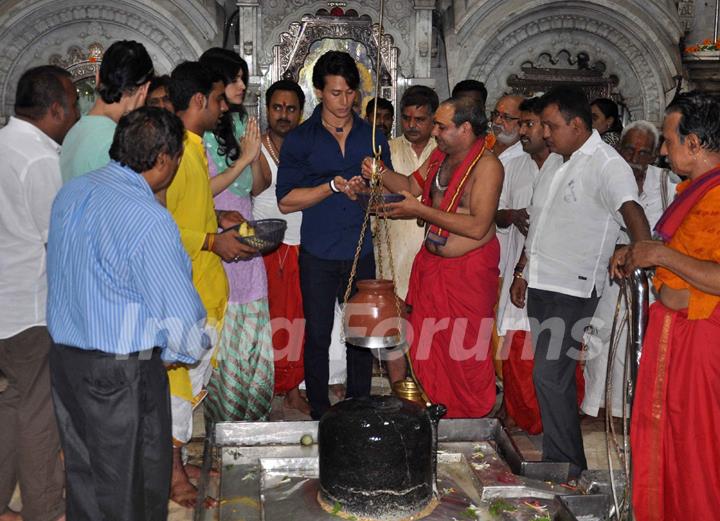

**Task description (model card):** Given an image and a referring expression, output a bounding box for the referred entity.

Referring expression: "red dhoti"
[407,240,499,418]
[502,330,585,434]
[263,243,305,394]
[631,302,720,520]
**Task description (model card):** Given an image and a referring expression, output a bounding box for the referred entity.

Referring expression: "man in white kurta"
[378,85,439,300]
[581,121,677,417]
[376,86,438,385]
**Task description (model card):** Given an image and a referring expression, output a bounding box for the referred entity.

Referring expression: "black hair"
[539,87,592,131]
[96,40,154,104]
[265,80,306,110]
[148,75,171,95]
[591,97,623,133]
[451,80,488,106]
[365,97,394,118]
[14,65,72,120]
[400,85,439,114]
[199,48,250,165]
[446,96,488,137]
[109,106,184,173]
[312,51,360,91]
[519,96,543,115]
[666,91,720,153]
[168,61,221,113]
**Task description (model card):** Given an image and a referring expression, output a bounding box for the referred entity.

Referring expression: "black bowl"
[229,219,287,253]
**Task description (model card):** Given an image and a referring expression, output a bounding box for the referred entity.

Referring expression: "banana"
[238,221,255,237]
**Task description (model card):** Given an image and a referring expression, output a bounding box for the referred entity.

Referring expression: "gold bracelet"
[513,272,525,280]
[207,233,215,252]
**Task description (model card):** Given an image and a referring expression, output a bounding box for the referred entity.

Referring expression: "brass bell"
[392,377,428,406]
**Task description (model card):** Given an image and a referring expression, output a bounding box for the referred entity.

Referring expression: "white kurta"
[496,152,564,335]
[582,165,677,416]
[495,141,527,279]
[375,135,436,299]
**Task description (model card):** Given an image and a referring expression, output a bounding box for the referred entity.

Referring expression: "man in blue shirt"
[47,107,210,521]
[277,51,392,419]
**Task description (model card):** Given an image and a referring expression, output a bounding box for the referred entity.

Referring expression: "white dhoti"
[170,345,215,444]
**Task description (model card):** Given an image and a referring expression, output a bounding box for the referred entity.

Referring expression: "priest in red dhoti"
[611,91,720,520]
[360,97,504,417]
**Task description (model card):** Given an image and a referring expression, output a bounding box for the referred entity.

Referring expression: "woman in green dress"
[199,48,274,421]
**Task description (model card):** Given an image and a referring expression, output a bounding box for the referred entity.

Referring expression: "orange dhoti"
[631,302,720,520]
[502,330,585,434]
[263,243,305,394]
[407,240,499,418]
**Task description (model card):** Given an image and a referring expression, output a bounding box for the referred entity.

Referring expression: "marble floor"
[3,372,625,521]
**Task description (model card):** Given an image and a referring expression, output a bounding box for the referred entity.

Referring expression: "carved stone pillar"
[236,1,260,76]
[413,0,435,79]
[236,0,261,117]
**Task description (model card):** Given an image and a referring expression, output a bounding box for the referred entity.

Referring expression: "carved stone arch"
[0,0,218,123]
[260,1,413,78]
[450,1,683,125]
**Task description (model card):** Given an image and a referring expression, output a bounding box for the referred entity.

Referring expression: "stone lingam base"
[317,490,440,521]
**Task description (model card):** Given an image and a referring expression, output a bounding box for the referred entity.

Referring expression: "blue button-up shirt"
[47,161,210,363]
[276,104,393,260]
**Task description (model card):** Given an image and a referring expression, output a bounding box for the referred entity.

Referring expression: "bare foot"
[170,448,218,509]
[184,462,219,479]
[0,510,22,521]
[329,383,346,401]
[283,387,311,415]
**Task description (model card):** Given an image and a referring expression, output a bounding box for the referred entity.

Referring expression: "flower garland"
[685,38,720,53]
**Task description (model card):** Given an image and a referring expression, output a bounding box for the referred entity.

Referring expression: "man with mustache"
[380,85,439,385]
[365,97,394,138]
[490,94,525,376]
[497,97,564,433]
[582,120,676,419]
[361,96,503,418]
[254,80,310,414]
[510,86,650,479]
[613,91,720,521]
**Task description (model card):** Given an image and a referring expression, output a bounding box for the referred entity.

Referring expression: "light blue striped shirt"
[47,161,211,363]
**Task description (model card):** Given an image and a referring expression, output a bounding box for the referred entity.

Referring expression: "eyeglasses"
[491,110,520,122]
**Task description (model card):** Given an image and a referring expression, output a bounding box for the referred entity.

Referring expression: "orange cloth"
[631,302,720,520]
[408,241,499,418]
[263,244,305,394]
[654,182,720,319]
[501,330,585,434]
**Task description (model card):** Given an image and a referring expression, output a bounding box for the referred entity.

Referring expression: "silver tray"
[214,419,589,521]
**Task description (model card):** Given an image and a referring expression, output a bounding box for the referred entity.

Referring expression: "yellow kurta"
[166,130,228,401]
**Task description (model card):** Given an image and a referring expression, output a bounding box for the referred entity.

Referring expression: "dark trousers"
[527,288,600,477]
[50,344,171,521]
[299,249,375,419]
[0,327,64,521]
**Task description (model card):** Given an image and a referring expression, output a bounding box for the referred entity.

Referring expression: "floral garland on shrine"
[685,38,720,53]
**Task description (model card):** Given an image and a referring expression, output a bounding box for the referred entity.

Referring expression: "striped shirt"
[47,161,211,363]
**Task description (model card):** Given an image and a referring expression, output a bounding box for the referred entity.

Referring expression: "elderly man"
[48,107,210,521]
[510,87,650,478]
[612,92,720,520]
[581,120,676,418]
[0,65,79,521]
[362,96,503,418]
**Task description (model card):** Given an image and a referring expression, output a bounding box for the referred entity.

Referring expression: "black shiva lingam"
[317,396,447,520]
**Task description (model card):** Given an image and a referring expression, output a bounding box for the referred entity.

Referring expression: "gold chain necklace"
[264,134,280,165]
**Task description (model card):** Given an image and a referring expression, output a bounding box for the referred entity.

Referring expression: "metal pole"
[715,0,719,42]
[628,268,649,406]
